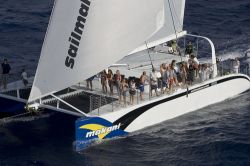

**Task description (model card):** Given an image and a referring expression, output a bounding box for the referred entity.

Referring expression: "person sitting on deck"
[107,69,114,95]
[129,79,136,105]
[100,69,108,94]
[139,71,148,100]
[86,75,95,91]
[119,78,128,107]
[1,59,11,90]
[171,40,178,54]
[167,41,174,54]
[185,41,194,55]
[21,68,28,87]
[150,68,159,97]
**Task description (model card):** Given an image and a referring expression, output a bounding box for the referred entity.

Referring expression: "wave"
[0,112,52,126]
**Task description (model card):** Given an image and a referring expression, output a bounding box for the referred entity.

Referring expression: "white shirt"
[194,57,200,65]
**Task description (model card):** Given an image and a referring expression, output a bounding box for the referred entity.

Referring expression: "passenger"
[114,70,121,94]
[162,64,169,94]
[233,58,240,74]
[1,59,11,90]
[167,41,173,53]
[207,64,213,79]
[204,64,211,80]
[200,64,208,82]
[185,41,194,55]
[168,64,177,92]
[100,70,108,94]
[216,58,222,76]
[159,63,165,90]
[86,75,95,91]
[129,79,136,105]
[119,78,128,107]
[21,68,28,87]
[139,71,148,100]
[172,40,178,54]
[150,68,158,97]
[179,63,187,87]
[193,55,200,77]
[107,69,114,95]
[171,60,179,84]
[187,54,198,85]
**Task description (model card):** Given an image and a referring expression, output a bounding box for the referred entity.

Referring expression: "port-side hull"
[0,95,26,119]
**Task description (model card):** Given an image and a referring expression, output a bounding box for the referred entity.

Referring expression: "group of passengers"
[97,69,139,106]
[0,58,28,90]
[88,41,215,106]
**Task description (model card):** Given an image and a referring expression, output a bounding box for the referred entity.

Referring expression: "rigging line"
[167,0,182,62]
[145,41,154,69]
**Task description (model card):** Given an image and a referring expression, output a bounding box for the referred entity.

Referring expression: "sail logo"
[80,123,121,139]
[65,0,91,69]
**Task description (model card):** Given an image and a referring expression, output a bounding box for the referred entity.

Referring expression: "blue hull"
[0,96,26,119]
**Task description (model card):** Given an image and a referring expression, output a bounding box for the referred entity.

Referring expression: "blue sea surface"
[1,0,250,165]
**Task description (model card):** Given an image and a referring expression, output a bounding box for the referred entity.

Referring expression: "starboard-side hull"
[76,74,250,150]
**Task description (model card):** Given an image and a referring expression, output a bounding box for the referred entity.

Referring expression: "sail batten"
[28,0,166,102]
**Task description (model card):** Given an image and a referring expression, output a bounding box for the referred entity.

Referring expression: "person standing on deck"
[162,64,170,94]
[1,59,11,90]
[100,70,108,94]
[233,58,240,74]
[150,68,158,97]
[86,75,95,91]
[187,54,198,85]
[168,64,177,93]
[129,79,136,105]
[171,60,179,85]
[114,70,121,95]
[119,78,128,107]
[21,68,28,87]
[107,69,114,95]
[179,63,187,88]
[139,71,148,101]
[185,41,194,55]
[159,63,165,92]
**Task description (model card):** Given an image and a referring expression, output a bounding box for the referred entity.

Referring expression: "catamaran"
[0,0,249,151]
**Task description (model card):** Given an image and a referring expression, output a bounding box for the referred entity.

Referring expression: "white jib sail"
[130,0,186,54]
[28,0,165,102]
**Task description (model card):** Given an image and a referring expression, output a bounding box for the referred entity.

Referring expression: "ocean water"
[0,0,250,165]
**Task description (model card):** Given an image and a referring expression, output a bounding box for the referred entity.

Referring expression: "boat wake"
[0,111,52,126]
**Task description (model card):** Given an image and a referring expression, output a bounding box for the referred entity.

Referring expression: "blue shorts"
[139,84,144,92]
[162,80,168,88]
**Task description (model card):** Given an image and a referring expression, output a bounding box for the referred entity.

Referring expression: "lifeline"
[65,0,91,69]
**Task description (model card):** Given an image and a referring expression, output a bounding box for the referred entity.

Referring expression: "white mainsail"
[28,0,165,102]
[130,0,186,54]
